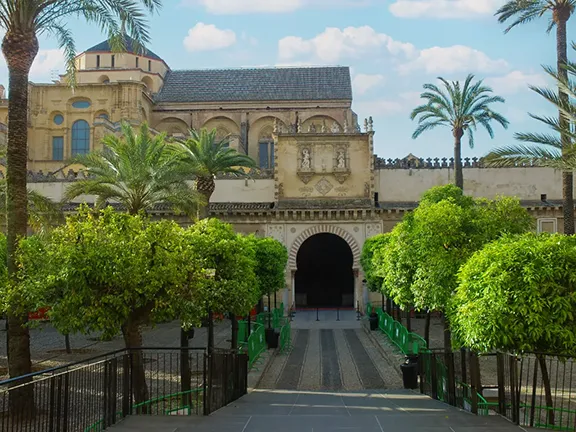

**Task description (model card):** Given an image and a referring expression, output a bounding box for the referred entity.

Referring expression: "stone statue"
[301,148,311,169]
[296,119,302,133]
[331,121,340,133]
[308,123,316,133]
[273,118,279,133]
[321,120,327,133]
[368,116,374,132]
[337,151,346,168]
[364,118,369,132]
[343,119,349,133]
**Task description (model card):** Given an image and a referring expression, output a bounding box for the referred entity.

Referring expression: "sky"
[0,0,572,159]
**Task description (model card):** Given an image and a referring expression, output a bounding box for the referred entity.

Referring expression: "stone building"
[0,40,570,312]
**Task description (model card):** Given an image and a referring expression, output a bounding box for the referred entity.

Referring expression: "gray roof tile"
[155,66,352,103]
[86,37,163,61]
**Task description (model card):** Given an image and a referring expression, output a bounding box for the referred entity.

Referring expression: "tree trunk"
[3,30,39,413]
[442,313,452,352]
[406,307,412,332]
[121,320,150,410]
[65,334,71,354]
[207,310,214,353]
[230,313,238,350]
[386,297,392,315]
[424,310,431,347]
[196,177,215,220]
[267,294,272,329]
[453,129,464,190]
[556,17,574,235]
[537,354,555,426]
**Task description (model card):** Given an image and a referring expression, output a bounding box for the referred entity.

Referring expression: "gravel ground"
[0,319,234,379]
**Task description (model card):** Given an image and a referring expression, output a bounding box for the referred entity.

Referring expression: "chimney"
[0,85,5,99]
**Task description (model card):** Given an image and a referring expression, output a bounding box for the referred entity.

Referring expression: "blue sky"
[0,0,572,159]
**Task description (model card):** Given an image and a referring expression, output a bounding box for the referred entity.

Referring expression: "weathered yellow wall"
[375,167,568,202]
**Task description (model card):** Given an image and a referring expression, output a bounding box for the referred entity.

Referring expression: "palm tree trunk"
[2,31,39,413]
[196,176,215,220]
[556,17,573,235]
[453,130,464,190]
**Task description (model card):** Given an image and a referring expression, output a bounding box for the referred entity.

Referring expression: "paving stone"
[334,328,363,391]
[299,327,321,390]
[320,329,342,390]
[276,330,308,389]
[344,329,386,389]
[357,327,403,389]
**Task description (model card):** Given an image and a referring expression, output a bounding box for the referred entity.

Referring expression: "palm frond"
[495,0,550,33]
[485,143,563,167]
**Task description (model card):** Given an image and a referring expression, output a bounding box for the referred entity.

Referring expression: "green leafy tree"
[249,236,288,329]
[410,75,509,190]
[8,207,203,405]
[360,234,388,294]
[495,0,575,234]
[407,185,533,350]
[0,1,161,397]
[65,122,201,216]
[451,233,576,425]
[184,218,260,351]
[173,128,257,219]
[485,43,576,234]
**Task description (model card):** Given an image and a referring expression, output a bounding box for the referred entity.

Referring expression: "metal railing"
[372,307,428,355]
[246,323,267,370]
[0,347,248,432]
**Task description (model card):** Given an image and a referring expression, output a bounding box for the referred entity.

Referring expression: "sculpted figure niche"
[301,148,311,169]
[337,151,346,168]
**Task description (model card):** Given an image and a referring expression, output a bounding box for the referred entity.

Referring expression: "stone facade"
[0,40,570,312]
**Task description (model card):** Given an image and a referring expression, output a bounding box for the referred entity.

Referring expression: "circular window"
[54,114,64,125]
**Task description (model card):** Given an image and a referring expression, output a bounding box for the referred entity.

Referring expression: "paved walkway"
[109,389,529,431]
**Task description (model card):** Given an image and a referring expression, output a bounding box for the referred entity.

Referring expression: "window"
[52,137,64,161]
[72,100,91,109]
[538,218,557,234]
[136,57,139,68]
[148,60,151,72]
[111,55,115,68]
[53,114,64,125]
[71,120,90,156]
[96,55,100,68]
[98,113,109,120]
[258,140,274,169]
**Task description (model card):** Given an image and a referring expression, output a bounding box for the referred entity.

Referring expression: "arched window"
[215,128,230,148]
[258,127,274,169]
[71,120,90,156]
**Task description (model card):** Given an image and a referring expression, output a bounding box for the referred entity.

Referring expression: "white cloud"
[352,74,385,95]
[485,71,547,95]
[183,23,236,52]
[278,26,416,64]
[355,92,422,116]
[184,0,372,14]
[389,0,505,19]
[398,45,508,75]
[30,49,65,77]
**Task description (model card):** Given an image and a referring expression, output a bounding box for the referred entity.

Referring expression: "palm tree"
[496,0,575,234]
[485,46,576,201]
[173,128,257,219]
[410,74,509,189]
[65,122,202,216]
[0,0,161,404]
[173,128,256,353]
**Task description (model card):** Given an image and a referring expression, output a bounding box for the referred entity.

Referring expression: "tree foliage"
[7,206,204,338]
[451,233,576,355]
[360,233,389,293]
[409,185,533,312]
[65,122,201,216]
[183,218,260,316]
[248,236,288,297]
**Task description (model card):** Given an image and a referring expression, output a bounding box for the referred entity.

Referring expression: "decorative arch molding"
[249,112,291,126]
[301,114,341,130]
[202,115,240,132]
[289,224,361,270]
[154,116,189,134]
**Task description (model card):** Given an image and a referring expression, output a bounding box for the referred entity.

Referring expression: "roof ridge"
[170,65,349,73]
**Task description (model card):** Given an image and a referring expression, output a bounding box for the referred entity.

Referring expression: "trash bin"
[265,328,280,349]
[400,355,419,389]
[369,312,379,331]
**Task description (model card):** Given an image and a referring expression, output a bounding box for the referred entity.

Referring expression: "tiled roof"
[154,67,352,103]
[86,37,163,61]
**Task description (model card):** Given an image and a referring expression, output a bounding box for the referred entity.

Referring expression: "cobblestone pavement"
[0,319,233,376]
[109,389,531,432]
[259,310,403,391]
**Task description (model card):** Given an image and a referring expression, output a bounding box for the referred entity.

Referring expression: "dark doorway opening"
[295,233,354,308]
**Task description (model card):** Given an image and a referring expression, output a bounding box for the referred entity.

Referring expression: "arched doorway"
[295,233,354,308]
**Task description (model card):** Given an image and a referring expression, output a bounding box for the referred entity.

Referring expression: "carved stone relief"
[315,177,334,196]
[267,225,285,243]
[334,186,348,197]
[299,186,314,197]
[365,223,382,238]
[364,182,371,198]
[297,145,314,184]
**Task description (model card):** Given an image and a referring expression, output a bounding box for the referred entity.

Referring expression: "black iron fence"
[419,350,576,431]
[0,347,248,432]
